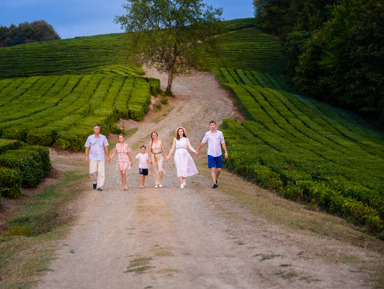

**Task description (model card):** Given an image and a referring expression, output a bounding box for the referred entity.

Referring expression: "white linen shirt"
[135,153,149,169]
[201,130,225,157]
[84,134,109,161]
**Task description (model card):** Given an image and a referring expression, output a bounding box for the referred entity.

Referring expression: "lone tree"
[115,0,224,94]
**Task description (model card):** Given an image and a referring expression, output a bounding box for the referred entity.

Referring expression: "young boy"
[132,145,150,188]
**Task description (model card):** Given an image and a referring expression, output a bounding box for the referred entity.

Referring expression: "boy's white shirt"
[135,152,149,169]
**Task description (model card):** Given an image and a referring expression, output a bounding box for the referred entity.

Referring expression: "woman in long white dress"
[167,127,198,188]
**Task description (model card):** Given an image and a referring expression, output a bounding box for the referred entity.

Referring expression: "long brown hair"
[150,131,158,148]
[176,128,187,140]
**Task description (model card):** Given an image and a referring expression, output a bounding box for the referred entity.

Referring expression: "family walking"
[84,121,228,190]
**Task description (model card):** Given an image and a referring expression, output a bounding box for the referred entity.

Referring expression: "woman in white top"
[167,127,198,188]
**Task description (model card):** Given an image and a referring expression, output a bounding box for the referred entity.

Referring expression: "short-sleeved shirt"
[85,134,109,161]
[201,130,225,157]
[135,153,149,169]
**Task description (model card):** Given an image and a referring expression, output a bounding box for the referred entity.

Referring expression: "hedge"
[0,139,22,154]
[0,167,22,198]
[0,146,51,193]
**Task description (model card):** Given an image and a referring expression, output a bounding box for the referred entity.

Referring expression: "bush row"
[0,74,159,150]
[222,119,384,237]
[0,142,50,199]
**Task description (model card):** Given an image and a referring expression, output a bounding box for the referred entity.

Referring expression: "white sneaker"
[180,184,184,189]
[155,185,159,188]
[158,184,163,188]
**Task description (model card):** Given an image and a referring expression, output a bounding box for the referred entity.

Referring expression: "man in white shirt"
[85,124,110,191]
[196,121,228,188]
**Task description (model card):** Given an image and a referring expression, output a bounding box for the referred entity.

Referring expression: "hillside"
[1,18,384,236]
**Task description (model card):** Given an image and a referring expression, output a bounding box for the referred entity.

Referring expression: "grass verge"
[196,162,384,287]
[0,170,88,288]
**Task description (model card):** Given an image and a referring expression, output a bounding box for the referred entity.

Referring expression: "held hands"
[165,155,170,162]
[195,150,199,156]
[106,156,111,162]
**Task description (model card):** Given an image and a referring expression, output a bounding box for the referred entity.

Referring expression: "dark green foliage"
[0,167,22,198]
[283,30,314,76]
[0,20,60,47]
[148,78,161,95]
[115,0,225,92]
[215,68,384,236]
[254,0,384,126]
[26,128,57,146]
[0,139,22,154]
[0,145,51,197]
[253,0,337,39]
[22,145,51,176]
[0,150,43,188]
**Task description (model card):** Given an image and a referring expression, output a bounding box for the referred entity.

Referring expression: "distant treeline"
[0,20,60,47]
[254,0,384,127]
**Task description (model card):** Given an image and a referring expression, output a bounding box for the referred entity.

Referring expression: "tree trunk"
[166,68,173,95]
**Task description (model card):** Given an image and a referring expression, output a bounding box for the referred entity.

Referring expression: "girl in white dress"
[167,127,198,188]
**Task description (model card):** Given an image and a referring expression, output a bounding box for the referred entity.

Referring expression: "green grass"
[0,170,88,288]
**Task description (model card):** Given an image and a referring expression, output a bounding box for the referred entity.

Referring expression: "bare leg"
[211,168,217,184]
[140,175,144,187]
[179,177,184,184]
[215,168,221,183]
[121,169,128,189]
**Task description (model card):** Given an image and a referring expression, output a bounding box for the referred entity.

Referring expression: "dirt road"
[38,70,382,289]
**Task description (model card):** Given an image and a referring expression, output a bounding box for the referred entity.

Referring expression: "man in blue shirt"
[85,125,110,191]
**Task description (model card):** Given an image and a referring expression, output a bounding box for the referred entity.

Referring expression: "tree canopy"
[254,0,384,127]
[0,20,60,47]
[115,0,224,94]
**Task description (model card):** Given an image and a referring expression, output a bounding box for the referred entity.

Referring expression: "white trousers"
[89,160,105,188]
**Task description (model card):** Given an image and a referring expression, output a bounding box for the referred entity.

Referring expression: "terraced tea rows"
[0,33,144,78]
[214,68,384,235]
[0,74,157,151]
[209,28,289,74]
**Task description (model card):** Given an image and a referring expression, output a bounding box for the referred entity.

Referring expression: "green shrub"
[165,88,173,97]
[160,97,168,105]
[2,127,28,141]
[149,78,161,95]
[0,150,44,188]
[0,139,22,154]
[110,124,124,134]
[26,128,57,146]
[22,145,51,176]
[129,105,145,121]
[0,167,22,198]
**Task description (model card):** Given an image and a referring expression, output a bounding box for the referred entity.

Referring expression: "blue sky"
[1,0,254,39]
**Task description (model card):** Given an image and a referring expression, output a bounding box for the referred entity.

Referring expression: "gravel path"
[38,70,381,289]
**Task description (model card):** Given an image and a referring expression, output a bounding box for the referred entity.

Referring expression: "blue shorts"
[208,155,223,168]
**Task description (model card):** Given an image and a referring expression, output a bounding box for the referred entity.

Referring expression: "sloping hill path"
[38,69,383,289]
